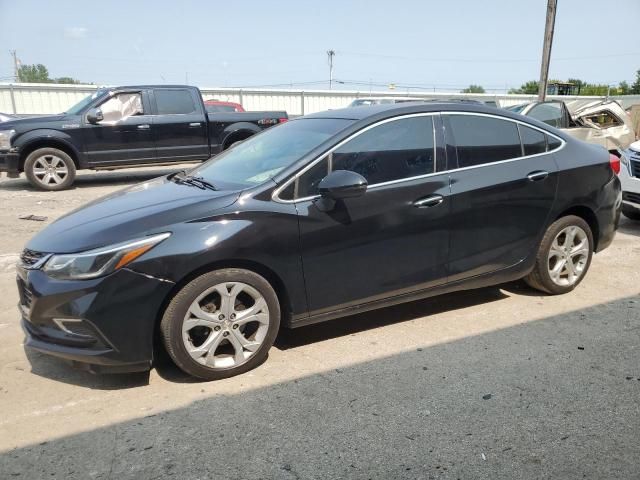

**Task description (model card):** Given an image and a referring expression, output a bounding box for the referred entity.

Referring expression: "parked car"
[0,85,287,190]
[0,112,15,123]
[348,96,424,107]
[620,140,640,220]
[204,99,245,113]
[507,100,635,152]
[17,102,620,380]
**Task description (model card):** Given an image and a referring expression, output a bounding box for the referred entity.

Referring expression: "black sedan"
[17,102,621,380]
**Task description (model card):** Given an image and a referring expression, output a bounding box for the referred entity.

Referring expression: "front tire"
[24,147,76,191]
[160,268,280,380]
[525,215,594,295]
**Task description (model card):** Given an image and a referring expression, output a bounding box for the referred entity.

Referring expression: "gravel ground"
[0,169,639,480]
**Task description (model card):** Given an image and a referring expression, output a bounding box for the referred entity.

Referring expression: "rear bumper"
[18,266,175,374]
[0,151,19,177]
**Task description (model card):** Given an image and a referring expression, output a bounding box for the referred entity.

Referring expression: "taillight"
[609,153,620,175]
[278,118,288,123]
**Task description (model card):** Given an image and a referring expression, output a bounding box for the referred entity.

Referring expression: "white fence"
[1,82,640,116]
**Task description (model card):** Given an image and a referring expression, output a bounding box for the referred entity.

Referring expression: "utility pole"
[10,50,19,82]
[327,50,335,90]
[537,0,557,101]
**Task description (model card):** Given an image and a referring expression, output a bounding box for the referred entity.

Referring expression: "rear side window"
[519,125,546,156]
[446,115,521,168]
[528,103,563,127]
[330,116,435,185]
[547,136,562,151]
[155,89,196,115]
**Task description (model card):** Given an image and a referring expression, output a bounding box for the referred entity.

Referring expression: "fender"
[13,129,85,167]
[221,122,261,147]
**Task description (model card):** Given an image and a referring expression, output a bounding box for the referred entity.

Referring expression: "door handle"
[137,124,150,130]
[189,122,202,128]
[413,194,444,208]
[527,171,549,182]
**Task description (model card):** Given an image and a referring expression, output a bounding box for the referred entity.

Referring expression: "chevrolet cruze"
[17,102,621,380]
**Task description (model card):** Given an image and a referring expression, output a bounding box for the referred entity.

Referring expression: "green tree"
[54,76,80,84]
[461,84,485,93]
[618,81,630,95]
[509,80,539,94]
[17,64,50,82]
[631,70,640,94]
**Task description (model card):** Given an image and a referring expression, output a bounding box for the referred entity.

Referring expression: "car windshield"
[190,118,353,188]
[64,89,110,114]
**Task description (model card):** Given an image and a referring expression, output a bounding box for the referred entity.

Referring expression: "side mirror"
[86,108,103,124]
[314,170,367,212]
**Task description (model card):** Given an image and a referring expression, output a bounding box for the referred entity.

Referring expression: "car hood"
[1,114,70,129]
[26,176,241,253]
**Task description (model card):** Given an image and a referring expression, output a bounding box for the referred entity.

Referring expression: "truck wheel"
[524,215,593,295]
[622,205,640,221]
[160,268,280,380]
[24,148,76,191]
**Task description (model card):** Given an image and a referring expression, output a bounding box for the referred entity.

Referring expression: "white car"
[620,140,640,221]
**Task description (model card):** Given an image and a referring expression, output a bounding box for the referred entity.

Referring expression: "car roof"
[112,84,195,90]
[303,101,507,121]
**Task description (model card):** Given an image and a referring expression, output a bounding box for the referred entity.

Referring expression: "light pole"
[327,50,335,90]
[537,0,558,101]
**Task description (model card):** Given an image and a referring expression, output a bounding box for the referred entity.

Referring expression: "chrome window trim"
[272,111,566,204]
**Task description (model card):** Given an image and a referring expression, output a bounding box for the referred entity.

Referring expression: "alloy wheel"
[182,281,270,369]
[33,154,69,186]
[547,225,589,287]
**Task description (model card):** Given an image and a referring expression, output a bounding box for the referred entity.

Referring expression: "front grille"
[17,279,32,308]
[623,192,640,205]
[20,249,48,268]
[631,159,640,178]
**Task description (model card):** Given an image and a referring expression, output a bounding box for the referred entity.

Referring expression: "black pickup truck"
[0,85,287,190]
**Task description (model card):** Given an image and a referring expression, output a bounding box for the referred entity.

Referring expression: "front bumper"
[0,151,20,177]
[18,265,175,373]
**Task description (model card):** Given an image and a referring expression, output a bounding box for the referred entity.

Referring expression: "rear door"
[83,90,157,165]
[444,113,560,281]
[290,114,451,317]
[150,88,209,162]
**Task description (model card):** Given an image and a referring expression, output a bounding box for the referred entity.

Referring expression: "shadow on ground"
[618,216,640,236]
[6,294,640,479]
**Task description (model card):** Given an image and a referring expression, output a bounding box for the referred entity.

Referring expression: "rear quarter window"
[519,125,546,156]
[155,89,197,115]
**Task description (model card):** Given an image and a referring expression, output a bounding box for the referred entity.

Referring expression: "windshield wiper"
[171,171,217,191]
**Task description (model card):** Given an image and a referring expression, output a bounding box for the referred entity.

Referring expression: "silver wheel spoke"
[52,173,63,184]
[187,330,224,361]
[231,328,261,352]
[226,332,248,364]
[189,303,219,323]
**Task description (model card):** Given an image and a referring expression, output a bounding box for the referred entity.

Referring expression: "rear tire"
[24,147,76,191]
[524,215,594,295]
[622,205,640,221]
[160,268,280,380]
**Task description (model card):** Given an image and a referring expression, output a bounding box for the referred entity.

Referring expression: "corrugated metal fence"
[1,82,640,116]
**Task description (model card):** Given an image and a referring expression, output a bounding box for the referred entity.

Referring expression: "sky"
[1,0,639,93]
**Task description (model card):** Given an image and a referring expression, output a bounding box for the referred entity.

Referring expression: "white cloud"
[64,27,88,39]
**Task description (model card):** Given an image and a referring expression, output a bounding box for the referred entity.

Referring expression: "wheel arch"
[19,138,80,171]
[153,258,293,354]
[555,205,600,250]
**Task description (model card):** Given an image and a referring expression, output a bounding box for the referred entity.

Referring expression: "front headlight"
[42,232,170,280]
[0,129,16,150]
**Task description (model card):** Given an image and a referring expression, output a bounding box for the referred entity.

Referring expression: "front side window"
[98,93,143,124]
[155,89,196,115]
[447,115,521,168]
[528,102,563,127]
[295,116,435,198]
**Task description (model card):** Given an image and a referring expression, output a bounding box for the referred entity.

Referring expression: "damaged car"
[508,99,636,153]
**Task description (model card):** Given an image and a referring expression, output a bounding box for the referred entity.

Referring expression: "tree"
[461,84,485,93]
[509,80,539,94]
[618,81,630,95]
[17,63,81,84]
[17,64,50,83]
[631,70,640,95]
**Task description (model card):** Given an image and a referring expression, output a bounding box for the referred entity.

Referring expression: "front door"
[444,113,559,281]
[84,91,157,165]
[293,114,451,317]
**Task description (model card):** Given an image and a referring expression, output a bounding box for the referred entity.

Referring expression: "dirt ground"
[0,168,639,480]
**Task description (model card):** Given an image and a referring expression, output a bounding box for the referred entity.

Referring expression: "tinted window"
[519,125,546,156]
[330,116,434,185]
[528,103,563,127]
[155,89,196,115]
[98,93,143,123]
[447,115,521,167]
[547,135,562,151]
[206,104,237,113]
[297,158,329,198]
[191,118,352,188]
